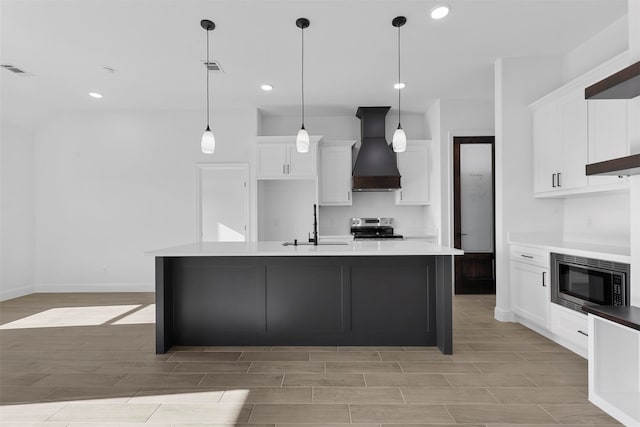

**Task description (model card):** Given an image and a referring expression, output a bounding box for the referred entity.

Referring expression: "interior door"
[454,137,496,294]
[197,163,249,242]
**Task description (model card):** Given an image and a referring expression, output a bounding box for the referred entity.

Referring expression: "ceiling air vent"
[202,60,224,73]
[1,64,32,76]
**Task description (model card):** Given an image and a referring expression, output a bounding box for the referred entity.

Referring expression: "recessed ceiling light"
[261,84,274,91]
[394,83,406,89]
[430,5,450,20]
[88,92,103,98]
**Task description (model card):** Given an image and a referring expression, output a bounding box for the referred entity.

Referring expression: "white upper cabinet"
[533,102,561,194]
[395,140,430,205]
[559,92,588,190]
[319,141,354,206]
[254,136,320,179]
[532,91,587,195]
[255,144,287,177]
[530,53,631,198]
[587,100,629,187]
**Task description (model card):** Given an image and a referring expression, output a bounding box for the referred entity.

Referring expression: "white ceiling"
[0,0,628,128]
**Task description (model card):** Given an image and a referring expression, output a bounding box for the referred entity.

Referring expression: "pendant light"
[392,16,407,153]
[295,18,310,153]
[200,19,216,154]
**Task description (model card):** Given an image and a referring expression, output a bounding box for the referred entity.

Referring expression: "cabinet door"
[287,144,317,177]
[588,100,629,187]
[320,146,352,205]
[559,93,588,190]
[396,144,429,205]
[533,103,561,194]
[256,144,286,178]
[510,261,549,328]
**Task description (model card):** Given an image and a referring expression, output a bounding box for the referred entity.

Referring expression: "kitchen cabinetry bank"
[508,234,630,358]
[530,52,632,198]
[146,241,462,354]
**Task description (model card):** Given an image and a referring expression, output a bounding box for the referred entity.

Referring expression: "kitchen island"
[145,241,463,355]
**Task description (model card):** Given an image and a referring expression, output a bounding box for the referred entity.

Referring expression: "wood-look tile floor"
[0,293,621,426]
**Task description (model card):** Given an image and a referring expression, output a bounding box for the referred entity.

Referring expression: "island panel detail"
[155,255,453,354]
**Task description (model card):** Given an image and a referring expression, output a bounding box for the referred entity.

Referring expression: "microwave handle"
[542,271,546,287]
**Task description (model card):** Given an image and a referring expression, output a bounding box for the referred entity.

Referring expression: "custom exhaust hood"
[352,106,402,191]
[585,60,640,177]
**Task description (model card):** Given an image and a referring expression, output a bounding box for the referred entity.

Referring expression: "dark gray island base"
[155,255,453,354]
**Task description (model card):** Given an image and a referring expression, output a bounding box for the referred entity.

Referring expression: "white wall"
[562,16,628,83]
[260,111,434,238]
[435,99,495,247]
[1,123,36,300]
[494,56,565,321]
[562,193,630,247]
[628,0,640,307]
[34,108,257,291]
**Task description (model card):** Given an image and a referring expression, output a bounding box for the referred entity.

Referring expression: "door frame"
[195,162,250,243]
[453,136,496,293]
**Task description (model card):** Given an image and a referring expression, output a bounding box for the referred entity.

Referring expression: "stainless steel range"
[350,217,404,240]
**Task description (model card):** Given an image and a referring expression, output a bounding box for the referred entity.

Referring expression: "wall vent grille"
[202,60,224,73]
[1,64,32,75]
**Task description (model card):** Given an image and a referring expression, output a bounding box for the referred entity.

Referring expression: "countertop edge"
[583,305,640,332]
[507,238,631,264]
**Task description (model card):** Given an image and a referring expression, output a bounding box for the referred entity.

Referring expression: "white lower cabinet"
[550,303,588,357]
[510,260,550,330]
[509,244,591,359]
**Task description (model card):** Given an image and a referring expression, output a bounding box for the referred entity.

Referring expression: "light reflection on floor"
[0,304,155,329]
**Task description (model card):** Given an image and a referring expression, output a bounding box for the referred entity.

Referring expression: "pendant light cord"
[397,24,401,127]
[301,26,305,129]
[206,27,210,128]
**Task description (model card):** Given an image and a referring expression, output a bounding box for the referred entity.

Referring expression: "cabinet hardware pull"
[557,172,561,187]
[521,254,534,259]
[542,271,546,287]
[552,173,556,188]
[347,192,350,201]
[577,330,588,337]
[282,164,285,174]
[400,191,403,201]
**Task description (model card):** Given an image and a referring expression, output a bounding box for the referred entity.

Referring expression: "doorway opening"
[196,163,249,242]
[453,136,496,294]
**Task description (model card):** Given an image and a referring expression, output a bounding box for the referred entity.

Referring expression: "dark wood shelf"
[585,60,640,99]
[585,153,640,176]
[582,305,640,332]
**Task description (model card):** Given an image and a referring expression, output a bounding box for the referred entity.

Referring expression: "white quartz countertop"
[145,241,464,257]
[508,232,630,264]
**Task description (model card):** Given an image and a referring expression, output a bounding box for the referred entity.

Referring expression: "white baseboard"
[34,282,154,293]
[494,306,514,322]
[0,285,35,302]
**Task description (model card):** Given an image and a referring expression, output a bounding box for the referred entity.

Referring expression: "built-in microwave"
[551,253,630,313]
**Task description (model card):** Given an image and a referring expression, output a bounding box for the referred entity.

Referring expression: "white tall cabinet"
[395,140,430,205]
[319,140,355,206]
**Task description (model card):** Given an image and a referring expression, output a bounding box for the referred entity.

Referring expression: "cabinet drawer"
[551,303,588,353]
[510,245,549,267]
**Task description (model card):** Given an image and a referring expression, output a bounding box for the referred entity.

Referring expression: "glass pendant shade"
[392,126,407,152]
[296,127,310,153]
[201,126,215,154]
